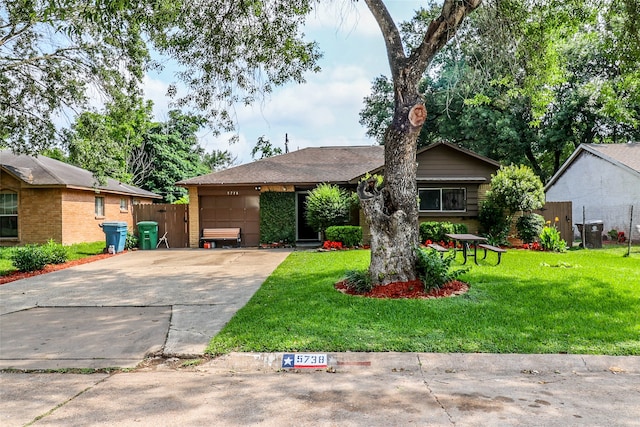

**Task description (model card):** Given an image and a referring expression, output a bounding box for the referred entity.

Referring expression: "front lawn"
[207,247,640,356]
[0,241,105,276]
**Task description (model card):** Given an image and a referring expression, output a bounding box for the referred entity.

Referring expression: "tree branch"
[0,23,33,47]
[363,0,407,80]
[409,0,483,79]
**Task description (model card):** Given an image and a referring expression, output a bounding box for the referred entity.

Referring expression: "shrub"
[10,245,49,272]
[539,226,567,252]
[260,192,296,244]
[325,226,362,247]
[305,183,352,238]
[415,247,469,290]
[343,269,373,293]
[478,199,510,245]
[486,165,545,215]
[41,239,69,264]
[125,232,138,250]
[516,213,545,243]
[419,221,467,243]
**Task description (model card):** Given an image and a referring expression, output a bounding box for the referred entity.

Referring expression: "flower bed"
[335,279,469,299]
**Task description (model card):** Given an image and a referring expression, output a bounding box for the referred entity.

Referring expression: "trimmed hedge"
[419,221,468,243]
[259,192,296,244]
[325,226,363,247]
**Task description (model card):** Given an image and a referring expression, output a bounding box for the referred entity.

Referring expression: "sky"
[141,1,426,166]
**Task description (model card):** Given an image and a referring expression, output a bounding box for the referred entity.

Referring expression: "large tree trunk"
[359,96,423,285]
[362,0,482,286]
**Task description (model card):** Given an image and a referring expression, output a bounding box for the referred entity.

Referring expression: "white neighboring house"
[545,143,640,241]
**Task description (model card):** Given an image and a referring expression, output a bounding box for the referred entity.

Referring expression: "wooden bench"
[427,243,449,257]
[477,243,506,265]
[200,228,241,248]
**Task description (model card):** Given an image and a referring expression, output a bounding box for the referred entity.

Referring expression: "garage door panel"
[199,195,260,246]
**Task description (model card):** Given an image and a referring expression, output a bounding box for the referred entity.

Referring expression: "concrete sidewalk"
[0,249,291,369]
[1,352,639,426]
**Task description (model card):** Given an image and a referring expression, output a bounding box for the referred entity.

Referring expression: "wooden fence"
[534,201,573,247]
[132,204,189,248]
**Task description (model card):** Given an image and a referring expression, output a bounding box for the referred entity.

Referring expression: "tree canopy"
[0,0,159,153]
[360,1,640,181]
[64,100,211,202]
[1,0,321,153]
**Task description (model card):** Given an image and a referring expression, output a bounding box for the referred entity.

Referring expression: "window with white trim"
[418,188,466,212]
[120,198,128,212]
[0,192,18,238]
[95,197,105,217]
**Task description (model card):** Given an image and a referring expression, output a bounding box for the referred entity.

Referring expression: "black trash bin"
[584,220,603,249]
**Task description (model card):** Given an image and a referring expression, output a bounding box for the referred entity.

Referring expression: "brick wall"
[187,186,200,248]
[19,188,64,244]
[0,172,156,246]
[61,190,156,245]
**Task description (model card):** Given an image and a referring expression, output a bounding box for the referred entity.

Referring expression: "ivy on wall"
[259,192,296,244]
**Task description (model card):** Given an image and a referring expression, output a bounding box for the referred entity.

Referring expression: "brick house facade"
[1,151,160,246]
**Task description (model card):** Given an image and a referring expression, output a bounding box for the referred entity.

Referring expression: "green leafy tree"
[65,97,153,184]
[203,150,237,171]
[152,1,321,133]
[251,136,283,160]
[305,183,352,240]
[0,0,161,153]
[359,2,640,182]
[139,110,211,203]
[2,0,321,157]
[66,104,210,201]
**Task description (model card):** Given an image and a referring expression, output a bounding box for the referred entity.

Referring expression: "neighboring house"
[1,151,161,246]
[545,143,640,240]
[177,142,500,247]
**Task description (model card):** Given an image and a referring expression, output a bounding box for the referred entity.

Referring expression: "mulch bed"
[335,279,469,299]
[0,252,123,285]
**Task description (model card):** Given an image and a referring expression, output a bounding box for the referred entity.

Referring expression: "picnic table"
[445,233,488,265]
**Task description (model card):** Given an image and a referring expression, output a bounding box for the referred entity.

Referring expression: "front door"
[296,192,319,241]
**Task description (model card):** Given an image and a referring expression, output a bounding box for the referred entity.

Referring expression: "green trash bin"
[137,221,158,250]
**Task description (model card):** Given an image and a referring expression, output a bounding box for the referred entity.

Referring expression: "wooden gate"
[133,204,189,248]
[534,201,573,247]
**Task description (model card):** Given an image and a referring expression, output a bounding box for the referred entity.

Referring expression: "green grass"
[0,241,105,276]
[207,246,640,356]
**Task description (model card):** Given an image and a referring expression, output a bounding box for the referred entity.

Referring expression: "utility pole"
[285,134,289,153]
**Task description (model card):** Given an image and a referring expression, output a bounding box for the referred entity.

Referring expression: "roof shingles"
[587,143,640,174]
[1,150,161,198]
[178,146,385,186]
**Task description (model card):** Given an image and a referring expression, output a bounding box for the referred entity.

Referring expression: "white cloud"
[240,66,371,129]
[143,2,440,166]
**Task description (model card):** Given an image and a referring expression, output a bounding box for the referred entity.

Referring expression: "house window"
[419,188,466,212]
[95,197,105,217]
[0,192,18,238]
[120,198,128,212]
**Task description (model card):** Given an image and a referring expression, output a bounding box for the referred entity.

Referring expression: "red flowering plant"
[522,242,542,251]
[323,241,343,250]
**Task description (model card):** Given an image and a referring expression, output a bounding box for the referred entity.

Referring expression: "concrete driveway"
[0,249,291,370]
